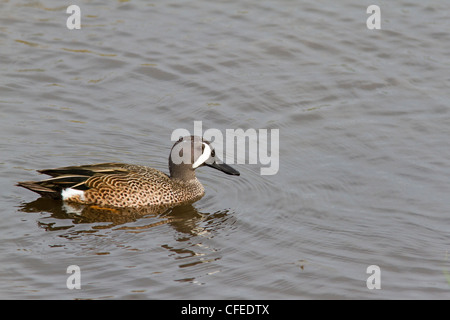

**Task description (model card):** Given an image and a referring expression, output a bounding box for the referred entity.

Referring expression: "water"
[1,0,449,299]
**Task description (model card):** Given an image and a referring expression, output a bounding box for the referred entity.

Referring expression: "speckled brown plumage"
[18,163,205,208]
[17,136,240,208]
[83,164,205,207]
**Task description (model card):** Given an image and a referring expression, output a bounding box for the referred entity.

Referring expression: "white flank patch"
[62,188,86,202]
[192,143,212,169]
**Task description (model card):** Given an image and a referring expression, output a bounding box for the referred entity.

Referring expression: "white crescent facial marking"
[192,143,212,169]
[62,188,86,201]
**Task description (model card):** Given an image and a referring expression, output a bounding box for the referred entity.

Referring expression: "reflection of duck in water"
[20,196,234,239]
[17,136,239,208]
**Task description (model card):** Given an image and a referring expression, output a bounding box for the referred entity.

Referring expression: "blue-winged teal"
[18,136,239,208]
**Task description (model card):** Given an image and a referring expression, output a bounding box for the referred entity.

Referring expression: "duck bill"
[206,162,240,176]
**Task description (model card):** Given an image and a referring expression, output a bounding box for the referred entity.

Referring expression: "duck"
[17,136,239,208]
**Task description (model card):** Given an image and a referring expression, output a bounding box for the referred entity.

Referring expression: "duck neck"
[169,163,198,182]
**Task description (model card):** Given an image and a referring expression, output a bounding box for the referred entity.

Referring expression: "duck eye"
[211,150,215,157]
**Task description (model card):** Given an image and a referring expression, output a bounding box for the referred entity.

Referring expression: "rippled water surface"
[1,0,449,299]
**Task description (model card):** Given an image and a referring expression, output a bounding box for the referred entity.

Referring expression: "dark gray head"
[169,135,240,181]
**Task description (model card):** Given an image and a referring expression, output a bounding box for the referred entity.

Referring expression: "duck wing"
[17,163,133,199]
